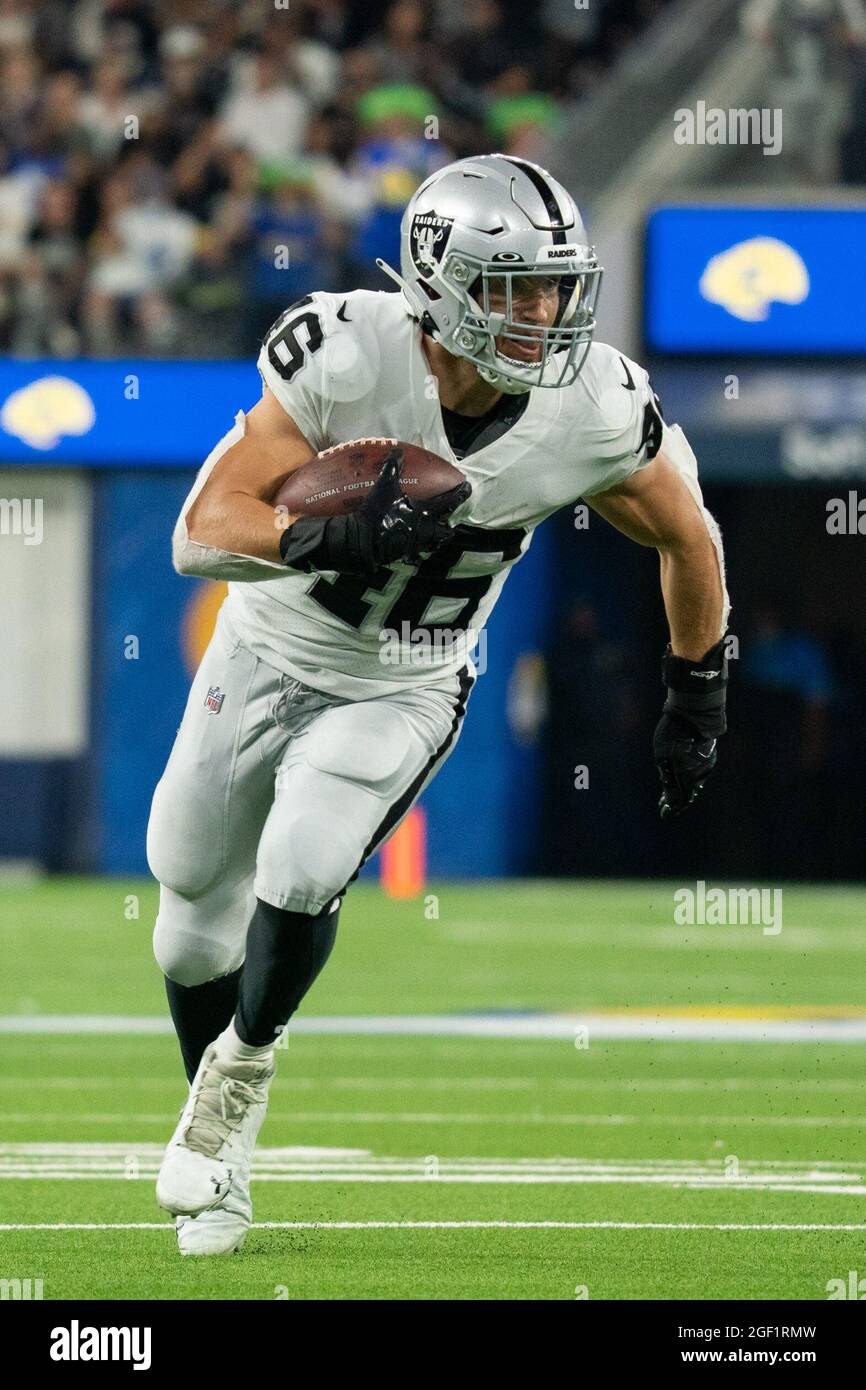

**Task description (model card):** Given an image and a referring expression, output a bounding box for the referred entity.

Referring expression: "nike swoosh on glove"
[653,713,718,818]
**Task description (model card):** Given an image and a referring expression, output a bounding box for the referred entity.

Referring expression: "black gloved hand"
[391,480,472,564]
[357,447,470,564]
[654,637,727,818]
[280,447,470,577]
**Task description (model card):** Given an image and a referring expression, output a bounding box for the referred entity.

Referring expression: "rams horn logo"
[699,236,809,322]
[1,375,96,450]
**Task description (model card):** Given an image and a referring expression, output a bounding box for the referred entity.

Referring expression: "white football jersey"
[220,288,664,698]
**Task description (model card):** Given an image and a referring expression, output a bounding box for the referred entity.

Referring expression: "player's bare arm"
[184,388,315,564]
[586,447,724,659]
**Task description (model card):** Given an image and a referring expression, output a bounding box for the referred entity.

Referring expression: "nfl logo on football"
[204,686,224,714]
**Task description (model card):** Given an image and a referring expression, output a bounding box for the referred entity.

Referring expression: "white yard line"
[3,1110,866,1126]
[1,1173,863,1193]
[2,1220,865,1232]
[0,1146,856,1168]
[0,1147,862,1193]
[3,1013,866,1042]
[4,1075,866,1092]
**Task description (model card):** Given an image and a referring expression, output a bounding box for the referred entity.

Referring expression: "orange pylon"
[381,806,426,898]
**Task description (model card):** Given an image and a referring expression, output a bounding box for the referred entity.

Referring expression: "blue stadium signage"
[645,206,866,356]
[0,359,260,465]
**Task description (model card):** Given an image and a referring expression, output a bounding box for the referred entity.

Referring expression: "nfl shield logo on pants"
[204,685,224,714]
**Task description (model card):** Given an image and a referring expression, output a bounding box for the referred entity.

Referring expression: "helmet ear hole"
[419,282,442,301]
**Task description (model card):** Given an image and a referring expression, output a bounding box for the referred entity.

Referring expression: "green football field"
[1,877,865,1301]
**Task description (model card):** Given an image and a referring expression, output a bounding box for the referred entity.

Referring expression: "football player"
[149,155,729,1254]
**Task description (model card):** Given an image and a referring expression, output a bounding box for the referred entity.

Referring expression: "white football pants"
[147,615,472,986]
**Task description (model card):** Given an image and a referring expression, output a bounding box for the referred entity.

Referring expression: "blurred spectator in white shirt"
[261,11,340,109]
[0,139,41,269]
[78,55,142,166]
[83,165,198,352]
[217,47,309,163]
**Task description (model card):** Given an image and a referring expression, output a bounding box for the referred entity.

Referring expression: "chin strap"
[477,361,534,396]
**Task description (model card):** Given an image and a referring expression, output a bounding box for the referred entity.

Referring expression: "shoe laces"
[183,1057,271,1157]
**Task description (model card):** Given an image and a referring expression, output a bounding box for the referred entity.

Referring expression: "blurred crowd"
[0,0,668,359]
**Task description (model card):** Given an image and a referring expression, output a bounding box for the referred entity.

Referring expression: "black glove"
[396,482,472,564]
[279,447,470,577]
[654,636,727,818]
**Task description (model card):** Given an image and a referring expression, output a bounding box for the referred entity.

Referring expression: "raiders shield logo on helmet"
[409,211,454,279]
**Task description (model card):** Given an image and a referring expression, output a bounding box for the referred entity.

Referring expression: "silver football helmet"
[378,154,602,394]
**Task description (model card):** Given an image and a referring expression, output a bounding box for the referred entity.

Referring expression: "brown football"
[272,438,466,517]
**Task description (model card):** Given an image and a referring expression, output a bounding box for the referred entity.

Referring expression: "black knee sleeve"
[165,967,242,1083]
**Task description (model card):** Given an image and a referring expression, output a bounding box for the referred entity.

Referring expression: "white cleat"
[156,1038,274,1219]
[175,1173,252,1255]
